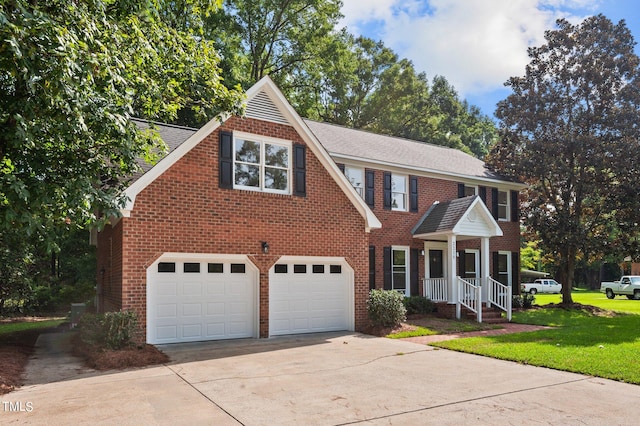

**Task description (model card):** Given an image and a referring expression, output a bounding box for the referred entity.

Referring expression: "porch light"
[261,241,269,254]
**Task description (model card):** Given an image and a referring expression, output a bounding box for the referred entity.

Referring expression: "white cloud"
[340,0,597,97]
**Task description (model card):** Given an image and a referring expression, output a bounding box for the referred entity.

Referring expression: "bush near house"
[367,289,407,327]
[78,311,138,350]
[403,296,435,315]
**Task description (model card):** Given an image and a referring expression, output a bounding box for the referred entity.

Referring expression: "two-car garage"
[146,254,353,344]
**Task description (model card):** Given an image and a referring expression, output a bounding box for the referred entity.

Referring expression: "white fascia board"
[329,153,527,190]
[256,77,382,232]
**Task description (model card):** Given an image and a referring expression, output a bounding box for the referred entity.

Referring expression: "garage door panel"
[148,258,256,344]
[270,260,351,336]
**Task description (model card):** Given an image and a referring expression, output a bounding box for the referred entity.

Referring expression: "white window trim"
[391,246,410,296]
[498,190,510,222]
[391,174,408,212]
[233,131,292,194]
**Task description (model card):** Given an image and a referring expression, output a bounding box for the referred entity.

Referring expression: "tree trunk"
[561,246,575,305]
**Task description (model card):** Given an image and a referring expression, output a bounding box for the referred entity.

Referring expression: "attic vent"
[246,90,290,125]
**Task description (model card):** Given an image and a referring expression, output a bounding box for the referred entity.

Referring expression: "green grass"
[432,301,640,384]
[534,289,640,314]
[387,326,438,339]
[0,319,65,336]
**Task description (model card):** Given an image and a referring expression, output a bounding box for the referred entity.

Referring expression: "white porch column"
[447,234,457,304]
[481,236,490,306]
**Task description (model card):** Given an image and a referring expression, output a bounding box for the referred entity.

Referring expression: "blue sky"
[339,0,640,119]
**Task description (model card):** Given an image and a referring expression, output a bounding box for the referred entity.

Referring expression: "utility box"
[70,303,86,328]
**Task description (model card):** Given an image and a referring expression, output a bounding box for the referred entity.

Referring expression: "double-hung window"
[391,174,407,211]
[344,165,364,197]
[234,133,291,194]
[497,190,510,221]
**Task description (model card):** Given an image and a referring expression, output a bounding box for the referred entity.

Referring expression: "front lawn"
[534,289,640,314]
[431,306,640,384]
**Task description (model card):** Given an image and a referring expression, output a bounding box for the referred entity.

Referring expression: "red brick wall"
[107,116,369,338]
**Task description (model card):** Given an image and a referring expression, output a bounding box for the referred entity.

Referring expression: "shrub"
[513,293,535,309]
[403,296,435,315]
[367,289,407,327]
[78,310,138,350]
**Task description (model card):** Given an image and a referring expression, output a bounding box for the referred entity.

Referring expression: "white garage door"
[147,255,257,344]
[269,257,353,336]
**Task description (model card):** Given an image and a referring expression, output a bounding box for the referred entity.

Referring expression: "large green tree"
[0,0,243,250]
[487,15,640,304]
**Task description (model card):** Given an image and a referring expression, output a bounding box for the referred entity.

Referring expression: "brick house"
[96,76,523,344]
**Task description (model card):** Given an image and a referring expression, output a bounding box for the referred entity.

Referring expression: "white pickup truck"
[521,279,562,294]
[600,276,640,300]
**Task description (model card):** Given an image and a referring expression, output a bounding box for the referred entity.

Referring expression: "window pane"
[393,272,406,290]
[345,166,364,193]
[464,186,476,196]
[498,190,508,204]
[265,144,288,168]
[294,264,307,273]
[392,250,406,266]
[498,254,508,272]
[235,139,260,163]
[158,262,175,273]
[312,265,325,273]
[498,205,507,220]
[230,264,246,273]
[274,264,288,273]
[183,263,200,273]
[265,167,288,191]
[235,164,260,187]
[392,192,406,210]
[330,265,342,274]
[208,263,223,273]
[392,174,406,192]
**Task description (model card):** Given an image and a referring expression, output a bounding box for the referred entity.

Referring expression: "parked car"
[521,279,562,294]
[600,276,640,300]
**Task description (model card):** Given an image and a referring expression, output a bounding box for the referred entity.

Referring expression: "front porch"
[423,276,512,322]
[411,196,513,323]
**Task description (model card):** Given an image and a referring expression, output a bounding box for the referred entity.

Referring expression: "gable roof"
[304,119,515,185]
[121,77,381,232]
[412,196,503,240]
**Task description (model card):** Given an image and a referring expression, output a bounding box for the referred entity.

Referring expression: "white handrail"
[487,277,512,321]
[456,277,481,322]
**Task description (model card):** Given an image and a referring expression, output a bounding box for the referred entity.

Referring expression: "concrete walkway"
[2,329,640,425]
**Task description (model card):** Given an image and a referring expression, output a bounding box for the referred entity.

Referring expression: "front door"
[429,250,444,278]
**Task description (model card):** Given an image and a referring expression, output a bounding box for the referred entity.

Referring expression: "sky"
[339,0,640,119]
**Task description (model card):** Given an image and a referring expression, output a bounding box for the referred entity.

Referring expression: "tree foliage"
[487,15,640,304]
[0,0,243,249]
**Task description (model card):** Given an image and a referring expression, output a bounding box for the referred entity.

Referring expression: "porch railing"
[456,277,481,322]
[486,277,512,321]
[423,278,448,302]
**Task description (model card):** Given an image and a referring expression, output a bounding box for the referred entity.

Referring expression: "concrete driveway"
[2,332,640,425]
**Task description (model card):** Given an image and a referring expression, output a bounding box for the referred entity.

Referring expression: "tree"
[487,15,640,304]
[205,0,342,88]
[0,0,243,250]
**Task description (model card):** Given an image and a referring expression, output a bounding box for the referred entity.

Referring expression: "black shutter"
[410,248,420,296]
[337,163,345,173]
[458,183,465,198]
[491,187,499,219]
[479,186,487,204]
[383,172,392,210]
[369,246,376,290]
[458,250,466,278]
[512,251,520,294]
[219,130,233,189]
[409,176,418,212]
[293,144,306,197]
[511,190,519,222]
[383,247,392,290]
[492,252,499,280]
[365,170,375,208]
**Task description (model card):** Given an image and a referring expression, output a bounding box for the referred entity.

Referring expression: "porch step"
[465,307,507,324]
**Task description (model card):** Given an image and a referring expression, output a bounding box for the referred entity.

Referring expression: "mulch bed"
[71,333,169,370]
[0,328,42,395]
